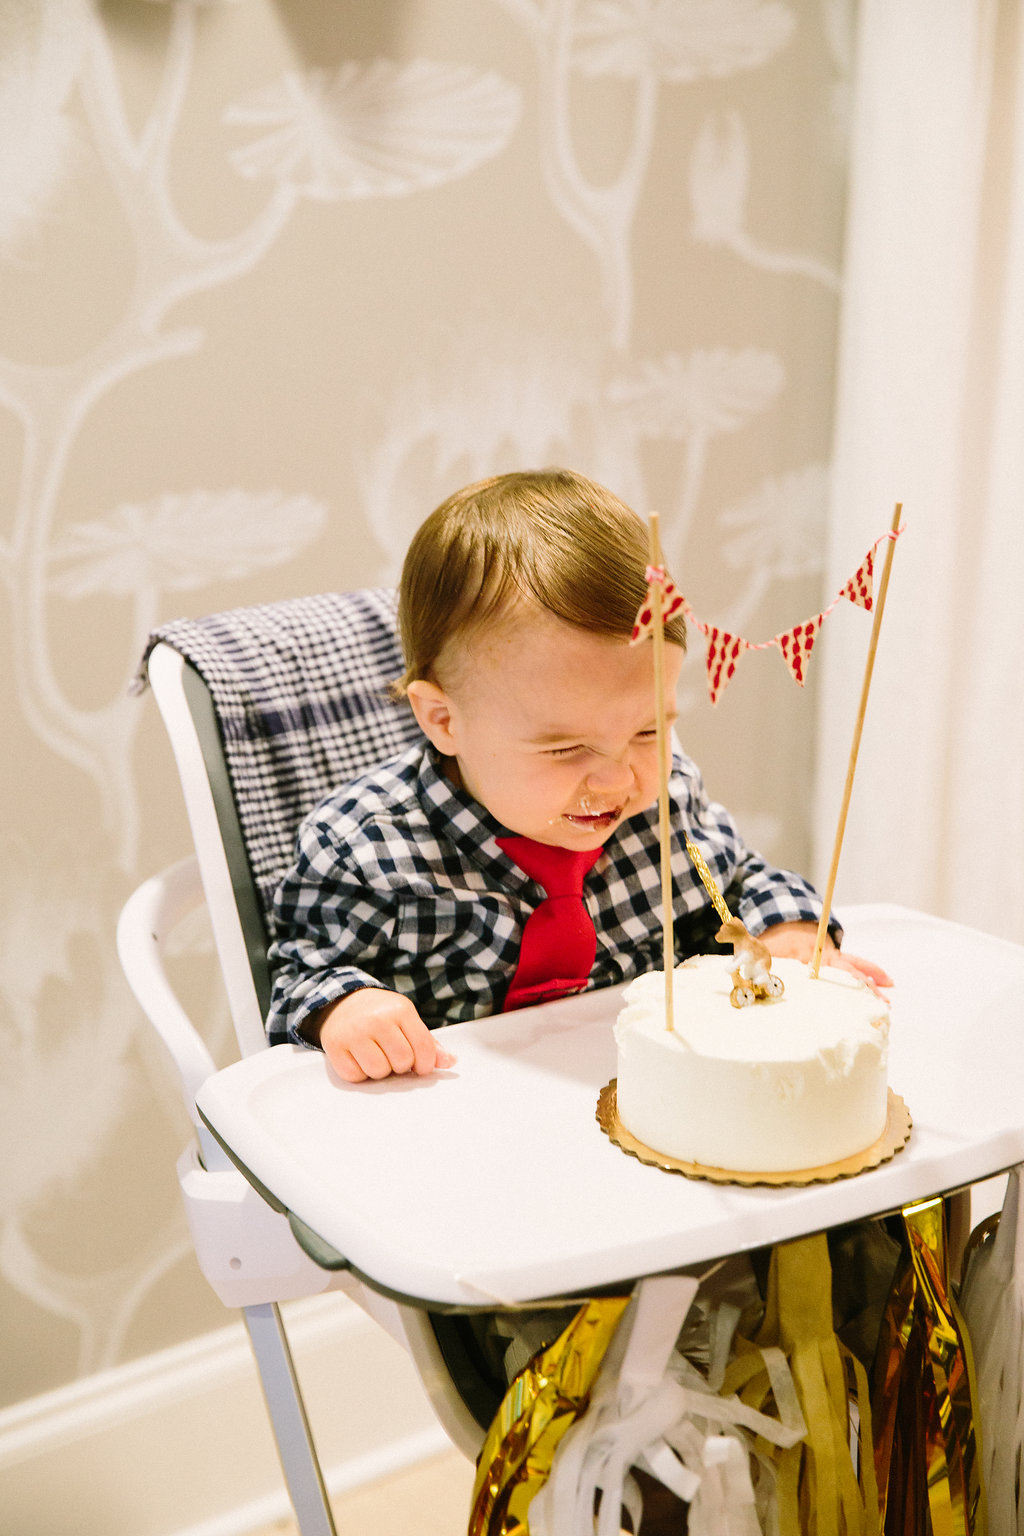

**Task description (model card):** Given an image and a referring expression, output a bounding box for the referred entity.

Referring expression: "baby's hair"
[395,468,686,694]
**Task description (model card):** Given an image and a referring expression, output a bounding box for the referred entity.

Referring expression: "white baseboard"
[0,1292,454,1536]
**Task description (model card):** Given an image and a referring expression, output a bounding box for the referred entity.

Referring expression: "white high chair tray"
[195,905,1024,1309]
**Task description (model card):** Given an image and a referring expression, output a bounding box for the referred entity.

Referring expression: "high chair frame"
[118,608,493,1536]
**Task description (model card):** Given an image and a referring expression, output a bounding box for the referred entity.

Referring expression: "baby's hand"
[313,989,457,1083]
[762,920,894,993]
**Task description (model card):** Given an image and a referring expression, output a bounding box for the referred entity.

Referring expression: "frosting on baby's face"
[407,606,683,850]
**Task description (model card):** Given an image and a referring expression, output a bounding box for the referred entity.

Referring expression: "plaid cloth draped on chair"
[136,588,424,923]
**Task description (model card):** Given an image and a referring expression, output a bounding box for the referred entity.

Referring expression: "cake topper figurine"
[715,918,785,1008]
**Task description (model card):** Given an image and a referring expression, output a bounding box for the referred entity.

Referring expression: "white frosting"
[613,954,889,1172]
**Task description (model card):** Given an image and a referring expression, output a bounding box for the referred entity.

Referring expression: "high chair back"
[141,587,423,1054]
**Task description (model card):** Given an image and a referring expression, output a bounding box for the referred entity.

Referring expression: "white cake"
[613,954,890,1173]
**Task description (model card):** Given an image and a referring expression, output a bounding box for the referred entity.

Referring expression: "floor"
[251,1449,478,1536]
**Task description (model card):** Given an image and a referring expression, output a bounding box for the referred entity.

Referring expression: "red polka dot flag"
[631,527,903,704]
[629,563,685,644]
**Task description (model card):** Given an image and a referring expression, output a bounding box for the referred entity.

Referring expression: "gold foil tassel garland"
[871,1198,985,1536]
[467,1296,630,1536]
[468,1218,986,1536]
[723,1231,880,1536]
[528,1269,807,1536]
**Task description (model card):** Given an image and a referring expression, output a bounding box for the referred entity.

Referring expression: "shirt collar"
[418,744,518,870]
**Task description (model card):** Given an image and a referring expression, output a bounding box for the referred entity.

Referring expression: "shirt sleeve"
[674,754,842,945]
[266,809,397,1048]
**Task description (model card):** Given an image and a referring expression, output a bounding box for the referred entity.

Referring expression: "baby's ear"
[406,679,458,753]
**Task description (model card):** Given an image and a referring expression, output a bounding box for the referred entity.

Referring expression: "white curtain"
[813,0,1024,946]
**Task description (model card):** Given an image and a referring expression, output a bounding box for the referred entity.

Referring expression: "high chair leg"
[243,1302,337,1536]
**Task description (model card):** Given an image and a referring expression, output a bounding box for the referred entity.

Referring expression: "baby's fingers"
[825,949,894,993]
[404,1018,456,1076]
[363,1014,454,1078]
[317,992,455,1081]
[330,1044,382,1083]
[348,1034,401,1081]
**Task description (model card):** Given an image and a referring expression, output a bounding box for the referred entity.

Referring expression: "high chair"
[119,587,1024,1536]
[118,590,502,1536]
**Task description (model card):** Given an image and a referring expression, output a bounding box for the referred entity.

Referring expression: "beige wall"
[0,0,849,1408]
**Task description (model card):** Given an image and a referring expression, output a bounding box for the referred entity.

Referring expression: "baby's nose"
[586,752,635,793]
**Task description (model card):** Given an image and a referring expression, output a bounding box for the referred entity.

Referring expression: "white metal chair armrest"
[117,857,217,1129]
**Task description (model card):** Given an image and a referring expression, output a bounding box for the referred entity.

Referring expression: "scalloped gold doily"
[596,1082,912,1188]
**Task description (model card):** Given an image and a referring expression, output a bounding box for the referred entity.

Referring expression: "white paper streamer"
[690,1436,761,1536]
[959,1165,1024,1534]
[528,1270,807,1536]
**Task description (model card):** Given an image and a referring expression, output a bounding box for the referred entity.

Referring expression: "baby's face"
[409,609,682,849]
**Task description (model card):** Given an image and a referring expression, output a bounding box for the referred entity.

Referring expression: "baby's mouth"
[563,805,624,830]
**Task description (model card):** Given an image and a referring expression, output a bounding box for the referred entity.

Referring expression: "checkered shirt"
[268,740,836,1045]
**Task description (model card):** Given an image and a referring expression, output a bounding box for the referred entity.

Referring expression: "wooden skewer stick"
[648,514,675,1030]
[811,502,903,978]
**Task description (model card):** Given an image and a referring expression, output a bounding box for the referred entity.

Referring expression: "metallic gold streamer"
[723,1231,880,1536]
[467,1296,630,1536]
[871,1198,986,1536]
[528,1269,806,1536]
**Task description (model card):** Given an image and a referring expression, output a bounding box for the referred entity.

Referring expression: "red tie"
[497,835,602,1012]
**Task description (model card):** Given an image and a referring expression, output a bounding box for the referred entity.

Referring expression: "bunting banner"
[631,527,903,704]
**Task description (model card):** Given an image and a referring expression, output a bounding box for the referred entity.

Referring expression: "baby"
[268,468,889,1081]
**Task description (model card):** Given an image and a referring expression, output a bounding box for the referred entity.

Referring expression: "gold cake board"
[596,1082,912,1188]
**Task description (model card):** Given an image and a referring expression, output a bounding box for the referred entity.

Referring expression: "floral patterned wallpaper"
[0,0,851,1406]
